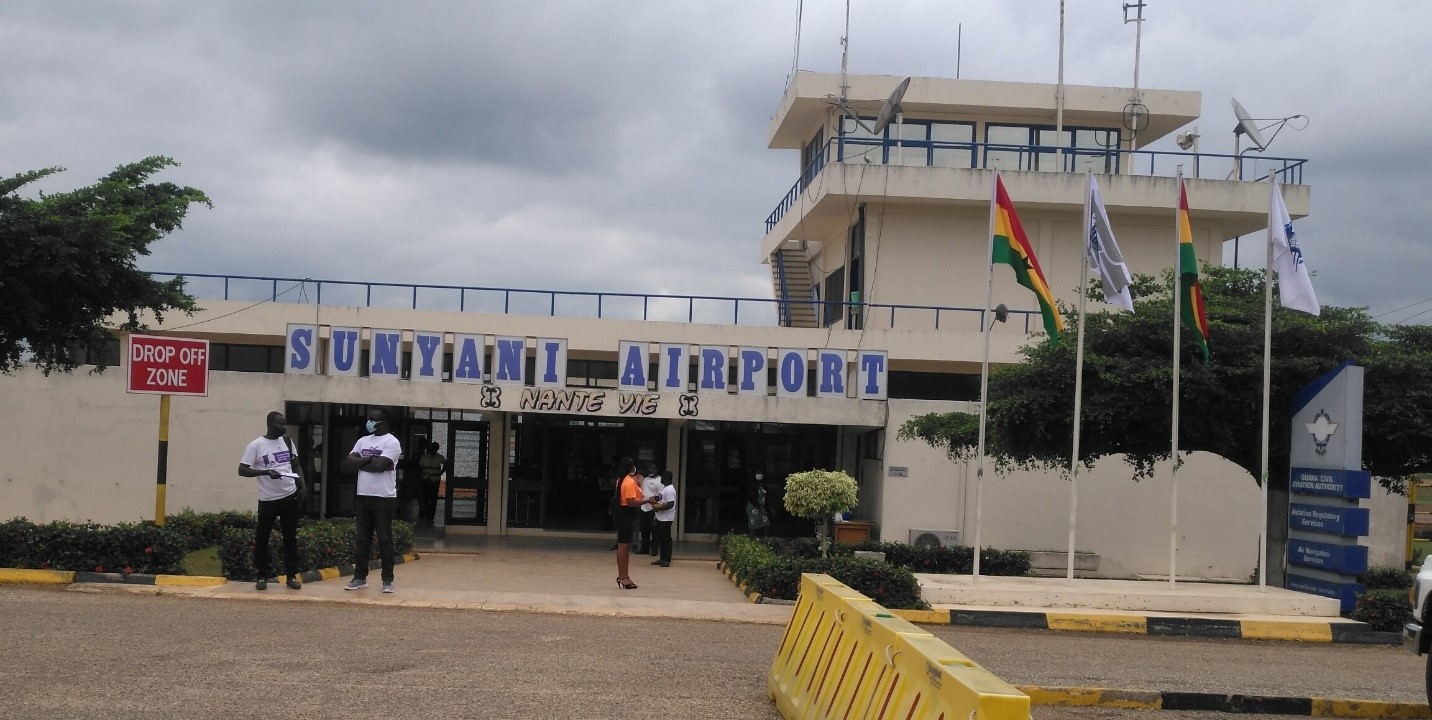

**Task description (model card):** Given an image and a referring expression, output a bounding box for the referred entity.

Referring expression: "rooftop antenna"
[1228,97,1307,179]
[831,0,909,136]
[1123,1,1150,156]
[838,0,851,102]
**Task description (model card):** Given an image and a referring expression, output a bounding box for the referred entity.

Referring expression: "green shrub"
[1351,589,1410,632]
[0,517,187,575]
[1359,565,1412,591]
[745,557,929,610]
[771,538,1030,576]
[163,509,259,551]
[218,518,415,581]
[719,534,779,579]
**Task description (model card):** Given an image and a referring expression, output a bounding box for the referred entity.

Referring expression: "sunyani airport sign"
[283,325,888,418]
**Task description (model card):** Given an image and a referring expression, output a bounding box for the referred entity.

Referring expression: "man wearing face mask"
[342,409,403,593]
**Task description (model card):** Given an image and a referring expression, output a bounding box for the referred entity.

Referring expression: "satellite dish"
[833,77,912,136]
[871,77,911,136]
[1231,98,1269,151]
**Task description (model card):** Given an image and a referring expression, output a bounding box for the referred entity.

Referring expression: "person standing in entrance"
[237,411,307,591]
[343,410,402,593]
[416,441,446,527]
[613,457,649,589]
[637,463,663,556]
[650,470,677,567]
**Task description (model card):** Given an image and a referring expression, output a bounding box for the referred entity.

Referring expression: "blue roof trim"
[1291,360,1355,415]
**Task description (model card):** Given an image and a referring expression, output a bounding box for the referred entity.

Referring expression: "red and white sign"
[126,334,210,396]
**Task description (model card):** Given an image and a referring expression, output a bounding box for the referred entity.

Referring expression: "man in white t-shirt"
[649,470,677,567]
[237,411,307,591]
[637,464,664,556]
[341,409,403,593]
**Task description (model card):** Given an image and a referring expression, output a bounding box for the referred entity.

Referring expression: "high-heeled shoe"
[616,577,638,590]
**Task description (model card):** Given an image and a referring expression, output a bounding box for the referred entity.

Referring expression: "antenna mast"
[839,0,851,101]
[1123,1,1147,156]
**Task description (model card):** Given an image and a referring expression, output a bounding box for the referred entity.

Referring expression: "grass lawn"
[181,547,223,577]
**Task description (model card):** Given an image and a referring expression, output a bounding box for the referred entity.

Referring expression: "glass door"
[444,421,489,526]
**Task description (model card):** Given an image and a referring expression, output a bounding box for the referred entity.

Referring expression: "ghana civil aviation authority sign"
[126,334,210,396]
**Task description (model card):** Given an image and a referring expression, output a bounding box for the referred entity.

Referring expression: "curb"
[885,607,1400,645]
[711,563,1394,645]
[1019,686,1430,718]
[716,561,795,606]
[260,552,420,585]
[0,553,419,589]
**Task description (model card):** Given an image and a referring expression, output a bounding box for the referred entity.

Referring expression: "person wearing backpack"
[237,410,308,591]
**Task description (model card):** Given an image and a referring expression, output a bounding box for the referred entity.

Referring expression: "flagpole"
[1068,172,1092,582]
[1169,170,1184,586]
[1259,175,1276,589]
[973,172,1000,580]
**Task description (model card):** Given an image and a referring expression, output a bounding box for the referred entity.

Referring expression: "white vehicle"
[1404,564,1432,704]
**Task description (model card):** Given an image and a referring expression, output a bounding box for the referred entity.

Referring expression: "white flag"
[1270,184,1320,315]
[1086,175,1134,312]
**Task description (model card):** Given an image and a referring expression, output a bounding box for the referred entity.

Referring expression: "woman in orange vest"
[614,457,647,589]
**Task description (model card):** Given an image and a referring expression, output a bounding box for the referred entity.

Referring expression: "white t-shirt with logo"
[351,433,402,498]
[640,474,664,512]
[654,484,677,523]
[240,436,299,502]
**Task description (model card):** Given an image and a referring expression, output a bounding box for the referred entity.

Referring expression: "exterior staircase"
[772,247,819,328]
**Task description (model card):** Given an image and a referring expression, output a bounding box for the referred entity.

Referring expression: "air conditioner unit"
[908,528,960,548]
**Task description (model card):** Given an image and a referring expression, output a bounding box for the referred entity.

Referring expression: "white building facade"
[2,71,1406,579]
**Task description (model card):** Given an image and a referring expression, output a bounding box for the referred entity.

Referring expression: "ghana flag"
[1177,179,1210,361]
[992,175,1064,344]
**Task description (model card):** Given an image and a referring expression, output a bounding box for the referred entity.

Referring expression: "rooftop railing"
[765,135,1309,231]
[150,272,1039,334]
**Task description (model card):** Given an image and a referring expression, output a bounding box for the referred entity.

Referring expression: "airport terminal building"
[6,71,1403,579]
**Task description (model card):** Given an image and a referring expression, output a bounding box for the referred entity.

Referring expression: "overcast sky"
[4,1,1429,323]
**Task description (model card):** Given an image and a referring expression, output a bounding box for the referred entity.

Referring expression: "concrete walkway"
[78,535,795,625]
[57,534,1395,644]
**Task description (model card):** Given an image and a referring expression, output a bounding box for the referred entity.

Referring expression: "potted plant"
[783,469,858,557]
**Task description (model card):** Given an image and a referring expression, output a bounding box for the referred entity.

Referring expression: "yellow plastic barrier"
[770,573,1030,720]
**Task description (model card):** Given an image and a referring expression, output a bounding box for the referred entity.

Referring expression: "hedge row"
[0,512,415,580]
[1352,589,1410,632]
[0,518,188,575]
[218,517,415,581]
[720,534,929,610]
[760,536,1031,576]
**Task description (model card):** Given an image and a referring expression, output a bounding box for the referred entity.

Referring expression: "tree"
[783,469,858,557]
[898,265,1432,492]
[0,157,209,374]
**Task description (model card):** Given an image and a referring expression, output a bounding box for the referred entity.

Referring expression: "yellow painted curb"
[1313,698,1432,719]
[155,575,226,587]
[319,567,340,580]
[1017,686,1161,709]
[893,608,952,625]
[1242,620,1333,642]
[1047,612,1149,634]
[0,568,75,585]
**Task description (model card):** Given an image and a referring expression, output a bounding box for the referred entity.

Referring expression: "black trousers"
[654,519,673,563]
[354,495,396,583]
[255,491,300,579]
[417,479,441,524]
[638,510,655,553]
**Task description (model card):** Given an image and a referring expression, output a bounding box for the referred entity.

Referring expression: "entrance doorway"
[443,421,489,526]
[684,421,834,536]
[506,414,665,531]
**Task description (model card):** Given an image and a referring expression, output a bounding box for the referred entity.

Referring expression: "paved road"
[927,625,1425,703]
[0,586,1423,719]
